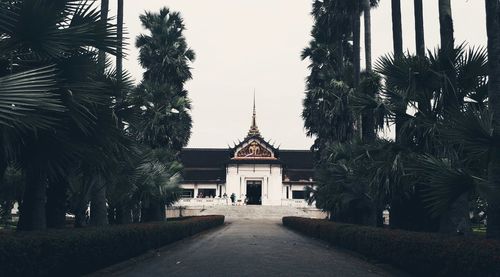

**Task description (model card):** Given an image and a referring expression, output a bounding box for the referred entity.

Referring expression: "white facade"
[176,138,315,207]
[176,102,315,207]
[225,163,283,206]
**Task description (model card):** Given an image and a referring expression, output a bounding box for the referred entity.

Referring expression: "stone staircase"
[186,205,326,220]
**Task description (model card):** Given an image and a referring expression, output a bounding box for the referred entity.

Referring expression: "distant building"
[177,99,315,207]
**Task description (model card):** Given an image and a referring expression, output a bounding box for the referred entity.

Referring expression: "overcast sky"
[108,0,486,150]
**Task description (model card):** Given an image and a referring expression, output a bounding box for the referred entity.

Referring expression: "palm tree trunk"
[439,193,472,235]
[141,200,164,222]
[0,159,8,223]
[391,0,404,144]
[0,158,6,187]
[46,177,69,228]
[414,0,425,57]
[487,154,500,239]
[17,166,46,231]
[107,204,117,224]
[159,199,166,220]
[361,0,375,144]
[116,0,124,83]
[437,1,467,233]
[0,201,14,223]
[132,203,141,223]
[414,0,430,118]
[439,0,454,55]
[98,0,109,71]
[337,34,344,75]
[485,0,500,240]
[353,0,361,88]
[438,0,458,108]
[74,202,88,228]
[391,0,403,59]
[116,205,132,224]
[89,180,108,226]
[352,0,361,138]
[363,0,372,72]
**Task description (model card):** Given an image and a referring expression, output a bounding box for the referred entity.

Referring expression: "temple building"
[177,100,315,207]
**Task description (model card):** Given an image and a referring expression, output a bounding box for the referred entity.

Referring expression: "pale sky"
[109,0,486,150]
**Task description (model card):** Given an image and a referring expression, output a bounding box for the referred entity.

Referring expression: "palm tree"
[136,8,195,85]
[361,0,379,143]
[485,0,500,239]
[414,0,425,57]
[390,0,405,146]
[391,0,403,59]
[353,0,361,89]
[436,0,471,234]
[0,0,120,230]
[117,0,124,83]
[363,0,372,72]
[133,7,195,221]
[88,0,113,227]
[303,81,355,146]
[303,0,490,235]
[375,45,489,233]
[438,0,458,109]
[98,0,110,69]
[302,0,356,151]
[439,0,454,55]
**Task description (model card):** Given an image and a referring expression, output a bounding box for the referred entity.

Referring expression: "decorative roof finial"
[248,91,260,137]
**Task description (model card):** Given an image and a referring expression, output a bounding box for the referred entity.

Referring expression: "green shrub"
[283,216,500,277]
[0,215,224,277]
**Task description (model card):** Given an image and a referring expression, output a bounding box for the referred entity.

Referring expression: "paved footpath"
[94,219,404,277]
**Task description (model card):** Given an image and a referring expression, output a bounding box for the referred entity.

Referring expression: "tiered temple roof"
[179,97,314,183]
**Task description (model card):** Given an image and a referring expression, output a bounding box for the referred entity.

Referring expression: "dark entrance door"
[246,181,262,205]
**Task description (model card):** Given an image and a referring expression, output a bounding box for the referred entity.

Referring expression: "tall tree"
[98,0,110,69]
[0,0,120,230]
[439,0,454,55]
[413,0,430,117]
[485,0,500,239]
[117,0,124,83]
[89,178,108,226]
[361,0,376,143]
[436,0,469,234]
[363,0,372,72]
[302,0,356,152]
[45,176,69,228]
[391,0,403,59]
[134,8,195,221]
[137,8,195,86]
[438,0,458,108]
[88,0,112,227]
[414,0,425,57]
[353,0,361,89]
[391,0,404,145]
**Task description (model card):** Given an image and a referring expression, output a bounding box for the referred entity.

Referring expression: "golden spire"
[248,92,260,137]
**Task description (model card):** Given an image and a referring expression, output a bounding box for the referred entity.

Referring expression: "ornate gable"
[231,95,278,160]
[233,138,276,160]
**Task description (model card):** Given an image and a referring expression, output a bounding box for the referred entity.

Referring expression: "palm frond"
[0,65,64,129]
[440,106,492,163]
[411,155,475,218]
[0,0,118,59]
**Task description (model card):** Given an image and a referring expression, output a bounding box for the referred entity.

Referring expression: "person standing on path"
[230,193,236,206]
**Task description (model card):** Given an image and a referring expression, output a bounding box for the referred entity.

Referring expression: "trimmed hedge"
[0,215,224,277]
[283,216,500,277]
